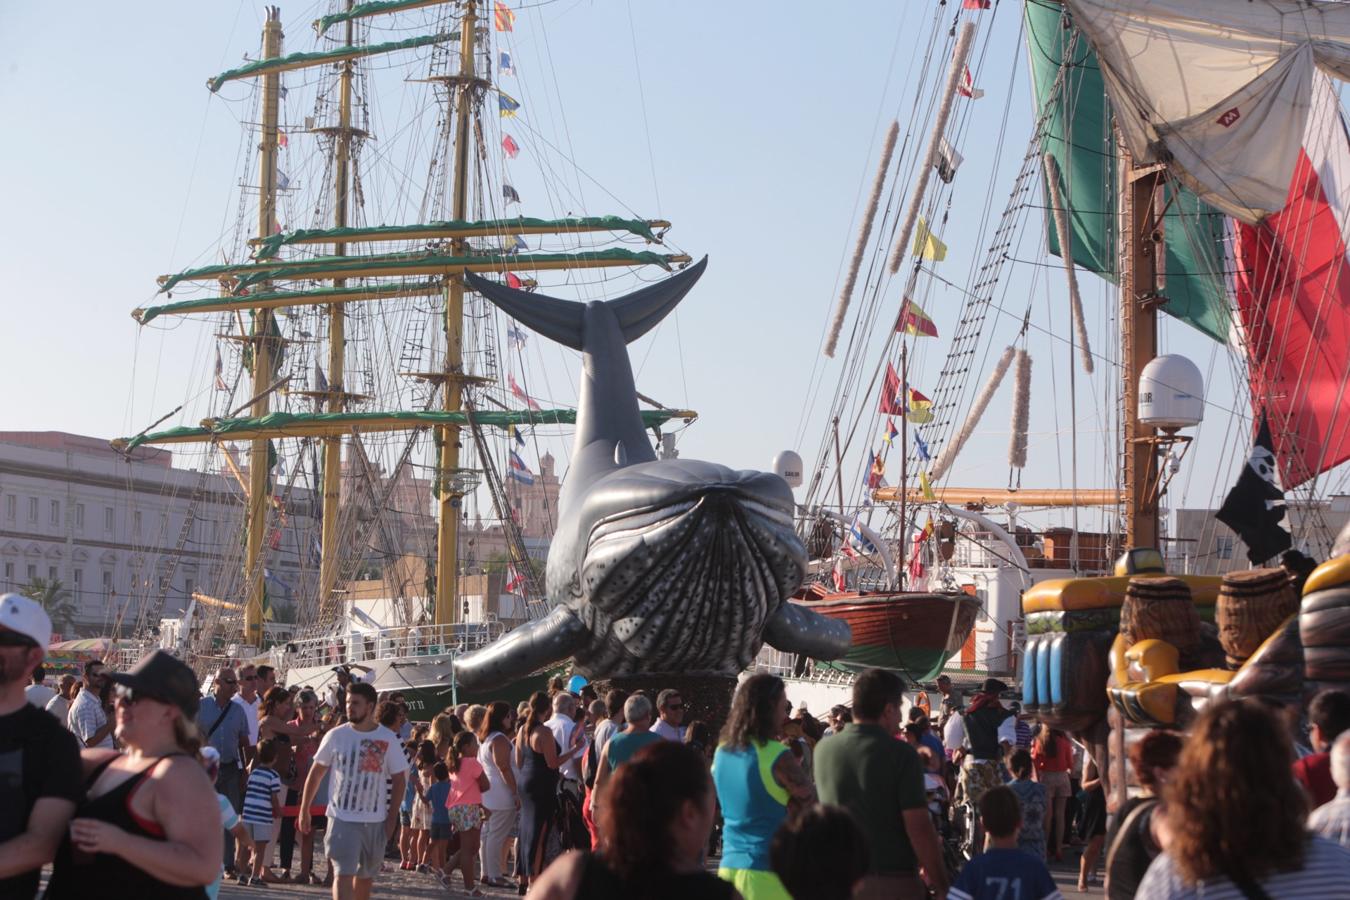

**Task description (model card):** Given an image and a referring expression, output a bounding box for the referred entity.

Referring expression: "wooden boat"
[792,586,980,681]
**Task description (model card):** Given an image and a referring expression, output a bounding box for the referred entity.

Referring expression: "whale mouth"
[575,485,806,674]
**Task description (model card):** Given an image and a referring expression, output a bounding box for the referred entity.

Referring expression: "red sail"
[1232,79,1350,488]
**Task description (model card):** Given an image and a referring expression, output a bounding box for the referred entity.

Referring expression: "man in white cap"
[0,593,82,898]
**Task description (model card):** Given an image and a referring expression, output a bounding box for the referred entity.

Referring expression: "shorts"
[399,809,412,827]
[430,822,452,842]
[957,758,1004,808]
[245,820,277,842]
[448,803,483,832]
[1039,769,1072,800]
[717,868,792,900]
[325,818,387,879]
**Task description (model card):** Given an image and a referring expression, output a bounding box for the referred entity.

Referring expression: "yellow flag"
[914,217,948,261]
[919,470,936,501]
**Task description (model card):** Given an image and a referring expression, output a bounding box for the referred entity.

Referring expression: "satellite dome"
[773,450,804,488]
[1139,355,1204,430]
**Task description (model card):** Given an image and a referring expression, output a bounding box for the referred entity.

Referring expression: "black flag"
[1216,413,1293,565]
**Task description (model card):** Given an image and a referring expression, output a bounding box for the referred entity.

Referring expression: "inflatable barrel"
[1300,555,1350,694]
[1121,577,1203,657]
[1216,568,1299,669]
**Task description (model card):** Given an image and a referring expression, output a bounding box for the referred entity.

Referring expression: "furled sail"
[1233,76,1350,488]
[1065,0,1350,223]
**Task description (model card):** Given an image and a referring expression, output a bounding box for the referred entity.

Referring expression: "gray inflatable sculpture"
[453,259,851,689]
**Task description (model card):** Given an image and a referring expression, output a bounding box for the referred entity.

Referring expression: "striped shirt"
[1136,837,1350,899]
[68,690,113,749]
[242,766,282,825]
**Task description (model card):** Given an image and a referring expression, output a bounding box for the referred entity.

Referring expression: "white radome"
[773,450,804,488]
[1139,354,1204,430]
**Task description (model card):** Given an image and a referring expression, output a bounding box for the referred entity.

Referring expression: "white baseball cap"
[0,593,51,649]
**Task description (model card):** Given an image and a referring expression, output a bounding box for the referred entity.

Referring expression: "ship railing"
[752,647,857,686]
[284,621,507,670]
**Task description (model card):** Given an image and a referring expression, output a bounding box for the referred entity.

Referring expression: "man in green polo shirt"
[815,668,949,900]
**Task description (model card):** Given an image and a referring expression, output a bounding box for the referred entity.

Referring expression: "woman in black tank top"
[44,650,222,899]
[529,741,737,900]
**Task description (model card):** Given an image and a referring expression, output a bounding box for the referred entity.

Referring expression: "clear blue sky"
[0,1,1264,538]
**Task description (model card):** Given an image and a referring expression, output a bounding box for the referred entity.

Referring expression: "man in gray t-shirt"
[197,667,250,869]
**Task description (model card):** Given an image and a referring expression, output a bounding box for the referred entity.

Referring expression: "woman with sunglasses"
[44,650,222,899]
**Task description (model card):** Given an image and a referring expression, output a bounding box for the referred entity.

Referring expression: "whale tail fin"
[464,256,707,351]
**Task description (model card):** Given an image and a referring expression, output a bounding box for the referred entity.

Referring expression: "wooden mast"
[899,340,909,587]
[245,7,284,645]
[318,2,356,620]
[434,0,478,626]
[1118,139,1165,551]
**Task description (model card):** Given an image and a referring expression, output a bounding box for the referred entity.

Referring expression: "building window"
[26,564,36,582]
[102,570,113,600]
[47,565,56,582]
[105,507,114,533]
[49,500,59,526]
[4,495,12,521]
[133,511,142,537]
[27,498,37,523]
[75,504,85,530]
[72,569,82,595]
[3,562,12,585]
[1217,535,1235,561]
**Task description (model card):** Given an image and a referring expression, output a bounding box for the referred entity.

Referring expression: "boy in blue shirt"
[424,762,454,881]
[950,785,1063,900]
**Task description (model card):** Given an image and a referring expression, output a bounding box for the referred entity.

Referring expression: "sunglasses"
[219,678,238,685]
[115,685,168,706]
[0,632,38,649]
[240,674,257,681]
[665,702,684,711]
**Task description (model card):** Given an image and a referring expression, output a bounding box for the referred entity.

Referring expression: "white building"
[0,432,317,638]
[1170,496,1350,574]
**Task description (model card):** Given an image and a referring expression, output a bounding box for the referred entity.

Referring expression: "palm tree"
[22,577,77,638]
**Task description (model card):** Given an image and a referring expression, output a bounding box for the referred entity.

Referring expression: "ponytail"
[173,714,203,755]
[449,730,476,775]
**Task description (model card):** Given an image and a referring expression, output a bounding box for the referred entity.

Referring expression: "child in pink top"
[446,731,491,894]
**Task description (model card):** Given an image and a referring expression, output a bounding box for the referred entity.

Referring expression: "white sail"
[1066,0,1350,222]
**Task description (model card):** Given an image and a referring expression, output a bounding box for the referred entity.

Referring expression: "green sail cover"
[160,249,678,294]
[1024,0,1229,343]
[315,0,452,37]
[252,216,663,260]
[208,32,456,92]
[118,408,694,451]
[136,281,444,325]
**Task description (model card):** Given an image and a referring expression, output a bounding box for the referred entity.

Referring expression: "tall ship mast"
[113,1,695,706]
[768,0,1350,721]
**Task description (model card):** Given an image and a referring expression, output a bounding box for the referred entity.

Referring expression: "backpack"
[581,735,601,789]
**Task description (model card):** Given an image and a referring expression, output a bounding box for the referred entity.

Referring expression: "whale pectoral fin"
[453,606,589,691]
[762,602,853,661]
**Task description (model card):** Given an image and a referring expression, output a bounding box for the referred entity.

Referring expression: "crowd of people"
[6,586,1350,899]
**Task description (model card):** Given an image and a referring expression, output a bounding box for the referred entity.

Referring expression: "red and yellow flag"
[897,300,939,338]
[494,2,515,31]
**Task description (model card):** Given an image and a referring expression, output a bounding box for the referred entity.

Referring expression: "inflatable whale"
[452,259,851,689]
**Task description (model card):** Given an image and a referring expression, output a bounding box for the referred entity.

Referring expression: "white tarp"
[1066,0,1350,222]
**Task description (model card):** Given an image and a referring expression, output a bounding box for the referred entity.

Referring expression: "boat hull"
[793,591,980,681]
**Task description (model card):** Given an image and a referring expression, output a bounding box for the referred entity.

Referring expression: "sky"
[0,1,1278,548]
